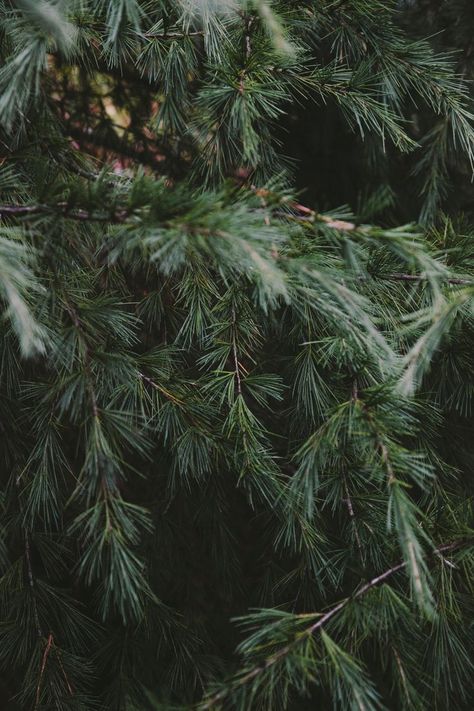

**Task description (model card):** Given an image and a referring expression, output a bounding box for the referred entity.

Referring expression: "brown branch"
[35,633,53,710]
[0,203,131,224]
[392,646,410,701]
[34,634,74,709]
[343,479,363,556]
[65,124,169,172]
[0,205,45,217]
[138,371,184,406]
[379,440,396,485]
[3,205,470,288]
[244,15,254,59]
[382,272,473,286]
[262,191,474,286]
[144,31,205,39]
[52,639,74,697]
[138,372,202,433]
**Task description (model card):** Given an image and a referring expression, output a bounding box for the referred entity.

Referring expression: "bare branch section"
[0,203,130,223]
[144,30,204,38]
[382,272,473,286]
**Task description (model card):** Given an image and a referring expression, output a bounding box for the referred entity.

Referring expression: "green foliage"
[0,1,473,710]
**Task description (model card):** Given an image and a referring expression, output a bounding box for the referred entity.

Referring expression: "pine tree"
[0,1,473,709]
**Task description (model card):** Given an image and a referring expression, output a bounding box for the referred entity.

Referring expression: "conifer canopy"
[0,1,473,709]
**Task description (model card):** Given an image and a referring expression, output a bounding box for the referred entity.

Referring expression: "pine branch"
[199,539,471,709]
[1,2,474,706]
[0,204,471,293]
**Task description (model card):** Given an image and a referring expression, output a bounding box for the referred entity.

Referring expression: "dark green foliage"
[0,1,474,709]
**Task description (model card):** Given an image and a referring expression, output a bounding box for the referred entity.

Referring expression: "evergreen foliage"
[0,1,473,709]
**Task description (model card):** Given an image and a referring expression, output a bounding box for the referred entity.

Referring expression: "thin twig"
[139,371,184,405]
[343,381,366,555]
[144,31,204,39]
[65,303,99,419]
[0,203,130,223]
[343,479,363,556]
[392,646,410,701]
[259,190,474,285]
[244,16,254,59]
[231,306,242,396]
[379,440,396,485]
[35,633,53,710]
[52,639,74,697]
[382,272,473,286]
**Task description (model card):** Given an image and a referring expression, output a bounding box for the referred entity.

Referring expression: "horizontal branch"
[144,31,205,39]
[0,203,130,223]
[382,272,473,286]
[64,122,176,173]
[199,538,471,709]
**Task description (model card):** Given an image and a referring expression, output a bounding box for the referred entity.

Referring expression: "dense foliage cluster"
[0,1,473,709]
